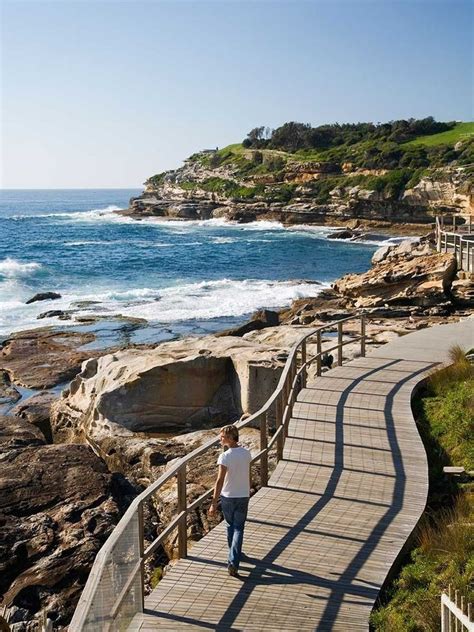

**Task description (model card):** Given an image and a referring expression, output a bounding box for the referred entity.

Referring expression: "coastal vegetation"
[234,118,474,170]
[371,347,474,631]
[141,118,473,218]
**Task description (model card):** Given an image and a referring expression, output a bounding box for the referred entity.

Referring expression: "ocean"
[0,189,387,346]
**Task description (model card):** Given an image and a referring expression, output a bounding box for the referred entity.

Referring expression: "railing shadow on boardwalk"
[142,358,438,631]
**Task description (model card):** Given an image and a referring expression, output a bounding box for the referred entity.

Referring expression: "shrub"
[147,172,167,188]
[263,184,296,203]
[264,155,286,171]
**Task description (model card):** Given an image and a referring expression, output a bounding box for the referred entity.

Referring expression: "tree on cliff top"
[242,117,455,152]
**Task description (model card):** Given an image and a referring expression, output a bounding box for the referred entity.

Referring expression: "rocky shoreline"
[119,147,472,233]
[1,235,473,630]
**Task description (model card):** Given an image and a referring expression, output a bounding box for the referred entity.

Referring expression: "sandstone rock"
[12,392,57,442]
[371,238,431,265]
[452,278,474,307]
[217,308,279,337]
[0,329,102,389]
[402,177,472,212]
[51,335,284,471]
[0,369,21,405]
[346,219,361,229]
[0,432,133,629]
[0,415,46,450]
[278,290,346,325]
[333,252,457,308]
[37,310,70,320]
[327,229,354,240]
[25,292,61,305]
[371,244,392,265]
[125,151,471,229]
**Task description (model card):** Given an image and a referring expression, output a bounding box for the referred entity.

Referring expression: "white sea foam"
[116,278,326,322]
[211,236,236,244]
[244,238,273,243]
[97,287,160,300]
[0,277,327,338]
[0,258,43,278]
[11,205,124,221]
[64,240,113,246]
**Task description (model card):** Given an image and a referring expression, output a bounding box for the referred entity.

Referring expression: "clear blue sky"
[1,0,473,188]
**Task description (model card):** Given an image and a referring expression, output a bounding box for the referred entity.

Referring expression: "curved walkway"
[129,319,473,631]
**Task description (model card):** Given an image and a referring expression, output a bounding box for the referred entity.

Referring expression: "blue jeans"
[220,496,249,570]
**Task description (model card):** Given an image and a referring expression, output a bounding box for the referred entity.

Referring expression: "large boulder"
[0,416,133,630]
[0,415,46,450]
[12,392,57,442]
[371,238,429,265]
[333,251,457,308]
[327,229,354,240]
[51,335,283,470]
[217,308,279,337]
[0,369,21,405]
[25,292,61,305]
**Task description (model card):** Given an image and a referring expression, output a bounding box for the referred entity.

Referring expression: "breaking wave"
[0,258,43,278]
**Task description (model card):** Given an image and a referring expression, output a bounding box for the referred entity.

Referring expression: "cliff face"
[123,151,473,227]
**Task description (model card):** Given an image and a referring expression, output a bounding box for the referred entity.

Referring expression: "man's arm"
[209,464,227,516]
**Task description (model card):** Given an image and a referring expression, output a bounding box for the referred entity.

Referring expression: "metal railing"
[436,215,474,272]
[69,315,367,631]
[441,586,474,632]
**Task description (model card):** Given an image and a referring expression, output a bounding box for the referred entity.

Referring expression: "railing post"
[301,340,307,388]
[284,369,290,417]
[441,594,447,632]
[437,219,442,252]
[453,215,456,232]
[260,413,268,487]
[337,321,343,366]
[276,392,284,461]
[360,314,366,357]
[444,232,447,253]
[177,465,187,559]
[459,239,463,269]
[285,364,295,438]
[138,501,145,612]
[316,330,322,376]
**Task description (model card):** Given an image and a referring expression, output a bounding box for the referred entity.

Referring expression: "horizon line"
[0,186,144,191]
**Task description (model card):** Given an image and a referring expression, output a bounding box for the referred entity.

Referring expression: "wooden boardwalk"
[129,320,473,631]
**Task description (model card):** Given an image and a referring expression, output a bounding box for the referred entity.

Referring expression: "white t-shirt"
[217,446,251,498]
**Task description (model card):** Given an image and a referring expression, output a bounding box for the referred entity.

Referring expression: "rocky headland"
[122,161,472,233]
[120,120,473,232]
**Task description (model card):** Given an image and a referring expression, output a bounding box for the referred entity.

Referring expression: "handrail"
[441,585,473,631]
[69,314,367,631]
[435,215,474,273]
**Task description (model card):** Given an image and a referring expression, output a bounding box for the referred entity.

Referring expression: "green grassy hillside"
[405,122,474,147]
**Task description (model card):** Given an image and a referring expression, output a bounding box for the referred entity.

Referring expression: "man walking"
[209,424,251,576]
